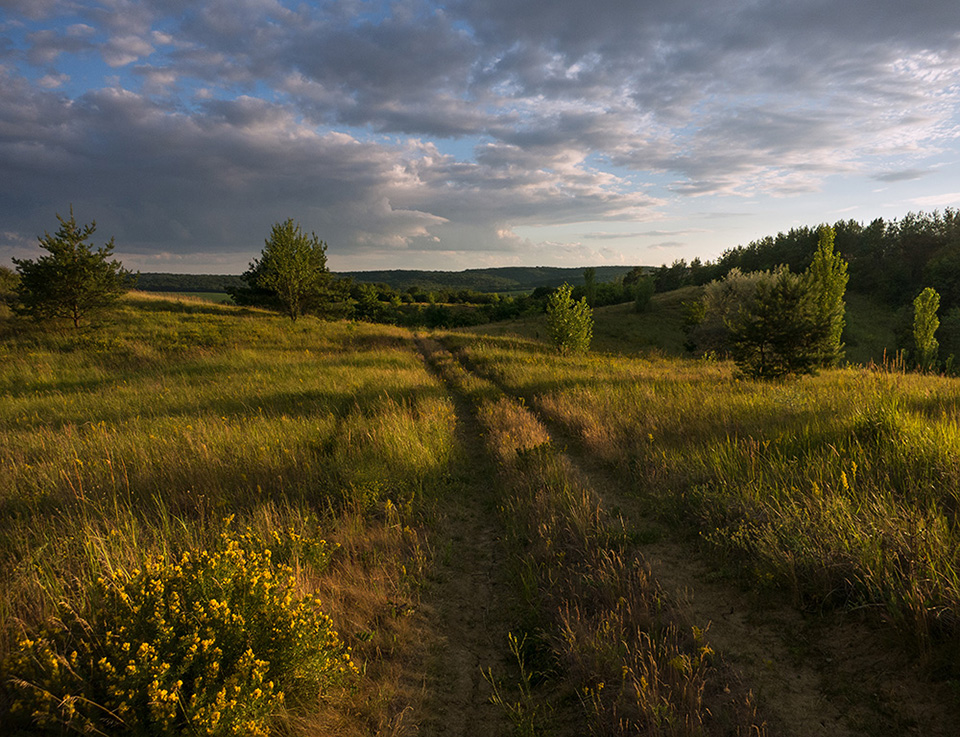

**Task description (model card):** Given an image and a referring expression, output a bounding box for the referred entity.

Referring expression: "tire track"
[411,336,517,737]
[422,335,766,736]
[442,338,959,737]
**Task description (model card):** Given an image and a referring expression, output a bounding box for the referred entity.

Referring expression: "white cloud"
[909,192,960,208]
[4,0,960,268]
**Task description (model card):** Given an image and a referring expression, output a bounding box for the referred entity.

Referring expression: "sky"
[2,1,960,274]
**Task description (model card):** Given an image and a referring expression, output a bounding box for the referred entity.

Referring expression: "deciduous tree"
[237,219,332,321]
[545,283,593,355]
[913,287,940,371]
[805,225,849,366]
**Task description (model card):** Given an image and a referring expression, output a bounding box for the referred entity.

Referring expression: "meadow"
[1,291,959,735]
[0,293,459,734]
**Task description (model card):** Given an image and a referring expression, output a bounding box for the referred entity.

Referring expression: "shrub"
[3,525,354,735]
[545,283,593,355]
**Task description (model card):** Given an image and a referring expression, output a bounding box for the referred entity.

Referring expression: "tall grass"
[447,332,960,672]
[0,295,458,734]
[421,336,764,735]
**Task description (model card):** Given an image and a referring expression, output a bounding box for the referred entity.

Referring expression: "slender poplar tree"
[805,224,849,367]
[913,287,940,371]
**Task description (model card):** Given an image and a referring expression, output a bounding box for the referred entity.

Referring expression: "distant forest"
[136,210,960,311]
[135,266,636,295]
[655,210,960,310]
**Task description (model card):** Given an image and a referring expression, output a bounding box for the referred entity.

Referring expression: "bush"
[3,526,354,735]
[545,283,593,355]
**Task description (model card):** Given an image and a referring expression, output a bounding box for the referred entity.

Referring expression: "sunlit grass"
[448,330,960,671]
[422,336,764,735]
[0,295,458,734]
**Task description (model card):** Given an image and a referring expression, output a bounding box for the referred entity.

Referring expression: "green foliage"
[632,275,655,313]
[136,273,244,294]
[653,259,691,292]
[684,268,773,356]
[13,209,131,328]
[583,267,597,307]
[0,265,17,293]
[805,225,849,366]
[913,287,940,370]
[0,265,18,319]
[3,526,354,735]
[728,269,828,379]
[698,209,960,310]
[336,265,636,294]
[545,283,593,355]
[237,219,332,321]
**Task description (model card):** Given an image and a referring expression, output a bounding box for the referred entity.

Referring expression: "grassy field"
[0,293,459,734]
[444,331,960,671]
[475,287,900,363]
[141,291,234,304]
[1,291,958,735]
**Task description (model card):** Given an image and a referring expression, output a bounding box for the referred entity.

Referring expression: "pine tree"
[728,269,828,379]
[13,208,131,328]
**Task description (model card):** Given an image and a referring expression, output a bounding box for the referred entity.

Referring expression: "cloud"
[871,168,930,182]
[4,1,960,268]
[0,71,660,271]
[908,192,960,209]
[580,229,708,240]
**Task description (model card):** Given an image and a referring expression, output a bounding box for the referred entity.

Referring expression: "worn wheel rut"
[445,340,959,737]
[412,338,517,737]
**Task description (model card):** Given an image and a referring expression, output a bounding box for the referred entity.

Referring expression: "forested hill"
[137,209,960,308]
[655,210,960,310]
[136,266,638,294]
[334,265,635,292]
[135,273,244,293]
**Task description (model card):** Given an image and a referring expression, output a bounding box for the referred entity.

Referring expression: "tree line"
[652,209,960,311]
[3,209,953,377]
[682,225,956,376]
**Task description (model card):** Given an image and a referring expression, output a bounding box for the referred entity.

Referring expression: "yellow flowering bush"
[3,527,356,735]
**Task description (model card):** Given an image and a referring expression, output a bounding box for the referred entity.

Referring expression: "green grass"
[423,337,764,735]
[446,330,960,673]
[474,287,901,365]
[0,294,458,734]
[2,288,954,733]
